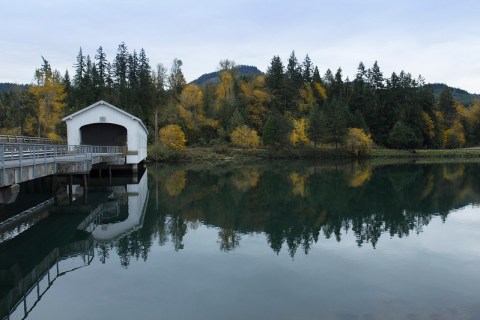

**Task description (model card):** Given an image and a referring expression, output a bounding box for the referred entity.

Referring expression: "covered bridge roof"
[62,100,148,134]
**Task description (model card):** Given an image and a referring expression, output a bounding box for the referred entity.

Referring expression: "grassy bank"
[372,148,480,158]
[147,145,480,163]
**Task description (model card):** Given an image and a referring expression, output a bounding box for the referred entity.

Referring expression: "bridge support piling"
[52,174,58,204]
[68,175,73,204]
[83,174,88,204]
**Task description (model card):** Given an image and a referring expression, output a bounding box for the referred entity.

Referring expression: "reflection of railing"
[0,198,54,244]
[0,239,94,320]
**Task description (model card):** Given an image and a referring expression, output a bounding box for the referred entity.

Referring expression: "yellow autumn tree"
[297,84,315,113]
[177,84,218,141]
[313,82,328,104]
[421,112,435,142]
[290,118,311,146]
[240,76,270,131]
[230,125,260,148]
[444,120,465,148]
[177,84,203,129]
[215,70,235,110]
[159,124,186,151]
[25,57,66,140]
[345,128,373,156]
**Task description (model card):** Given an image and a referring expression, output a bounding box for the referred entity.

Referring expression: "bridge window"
[80,123,127,146]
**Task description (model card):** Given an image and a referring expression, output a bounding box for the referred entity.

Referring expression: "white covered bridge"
[63,100,148,166]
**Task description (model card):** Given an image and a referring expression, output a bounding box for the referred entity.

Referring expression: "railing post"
[19,144,23,181]
[33,145,36,177]
[0,143,4,186]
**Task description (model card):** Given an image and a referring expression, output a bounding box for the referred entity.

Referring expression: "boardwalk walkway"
[0,142,125,188]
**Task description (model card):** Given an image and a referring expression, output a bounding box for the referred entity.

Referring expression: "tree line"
[94,162,480,265]
[0,42,479,149]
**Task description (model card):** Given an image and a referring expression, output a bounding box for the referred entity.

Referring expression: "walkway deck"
[0,143,125,188]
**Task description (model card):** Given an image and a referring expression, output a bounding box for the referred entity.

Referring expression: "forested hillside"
[192,65,263,86]
[0,43,479,150]
[431,83,480,106]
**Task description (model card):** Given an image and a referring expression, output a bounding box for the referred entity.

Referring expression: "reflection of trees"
[230,167,260,192]
[165,170,186,197]
[348,162,372,188]
[218,229,241,252]
[98,162,480,265]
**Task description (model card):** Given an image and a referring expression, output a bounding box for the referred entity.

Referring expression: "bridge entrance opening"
[80,123,127,146]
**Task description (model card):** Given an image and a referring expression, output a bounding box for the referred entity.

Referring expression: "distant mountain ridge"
[0,83,27,93]
[191,65,263,86]
[430,83,479,106]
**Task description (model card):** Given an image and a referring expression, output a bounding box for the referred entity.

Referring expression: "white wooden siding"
[63,101,148,164]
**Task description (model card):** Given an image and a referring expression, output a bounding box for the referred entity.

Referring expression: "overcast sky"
[1,0,479,93]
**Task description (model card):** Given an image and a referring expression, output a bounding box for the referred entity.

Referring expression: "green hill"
[430,83,479,106]
[191,65,263,86]
[0,83,27,93]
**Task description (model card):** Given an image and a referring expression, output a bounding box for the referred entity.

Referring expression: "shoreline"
[146,146,480,164]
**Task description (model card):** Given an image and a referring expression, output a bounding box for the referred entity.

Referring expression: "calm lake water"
[1,160,480,320]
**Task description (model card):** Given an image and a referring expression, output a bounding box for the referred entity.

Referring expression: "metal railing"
[0,143,126,187]
[0,143,126,168]
[0,135,58,144]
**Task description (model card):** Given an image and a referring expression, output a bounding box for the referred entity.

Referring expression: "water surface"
[1,161,480,319]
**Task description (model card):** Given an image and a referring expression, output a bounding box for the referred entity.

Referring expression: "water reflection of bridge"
[0,239,94,320]
[0,170,148,320]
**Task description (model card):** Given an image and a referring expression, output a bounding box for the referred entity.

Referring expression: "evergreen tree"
[227,108,245,133]
[323,99,349,149]
[323,69,334,87]
[94,46,108,91]
[137,48,154,124]
[285,51,303,111]
[307,105,325,147]
[265,55,286,111]
[302,54,313,83]
[168,58,186,100]
[388,120,422,148]
[438,86,455,125]
[262,112,292,147]
[73,47,85,88]
[312,66,322,84]
[331,68,343,99]
[113,42,129,91]
[369,61,384,89]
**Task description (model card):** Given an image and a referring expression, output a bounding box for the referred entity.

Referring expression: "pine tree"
[312,66,322,84]
[323,99,348,149]
[285,51,303,111]
[369,61,384,89]
[307,105,325,147]
[265,55,286,113]
[262,112,292,147]
[438,86,455,125]
[73,47,85,88]
[302,54,313,83]
[113,42,129,91]
[168,58,186,100]
[95,46,108,90]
